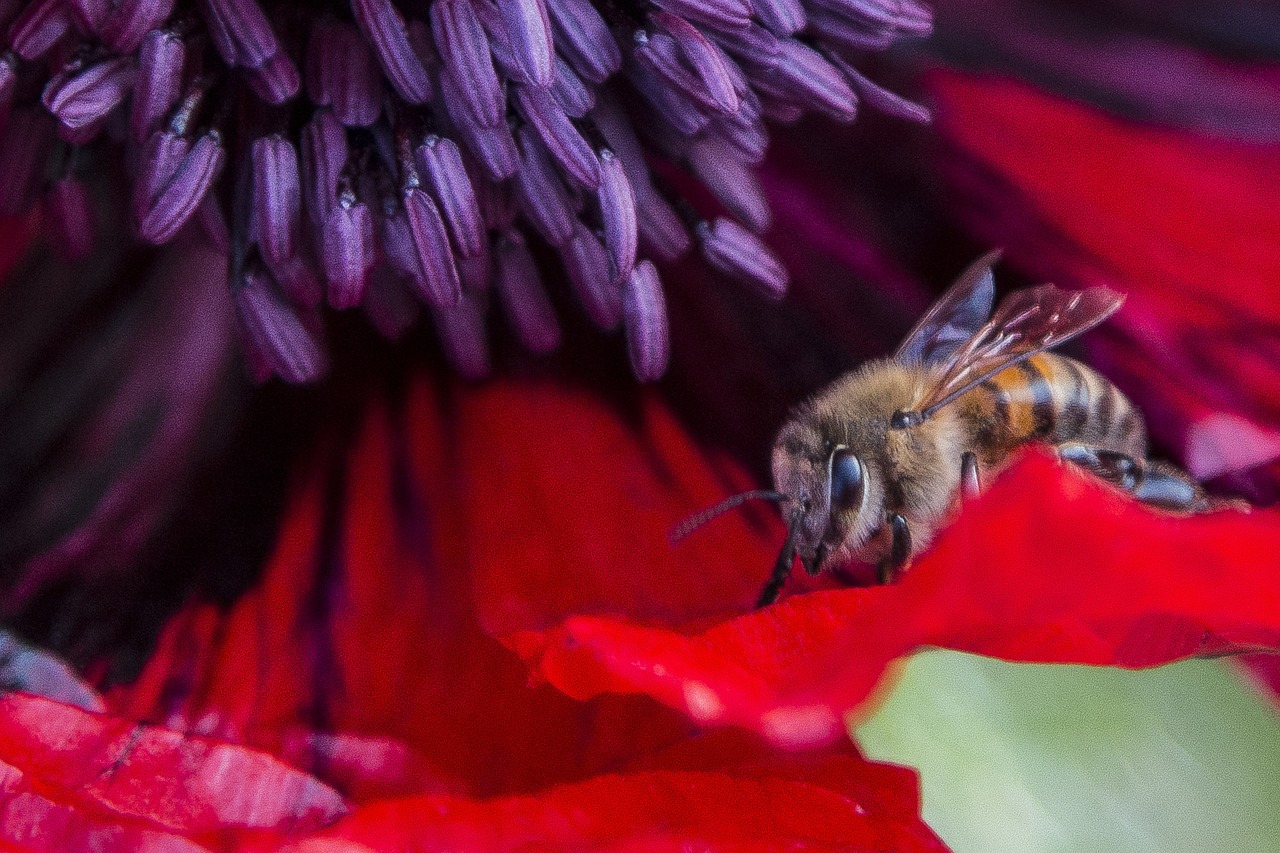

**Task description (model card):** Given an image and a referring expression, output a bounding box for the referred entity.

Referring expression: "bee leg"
[961,451,980,499]
[1057,443,1208,512]
[878,513,912,584]
[757,520,800,608]
[801,543,828,576]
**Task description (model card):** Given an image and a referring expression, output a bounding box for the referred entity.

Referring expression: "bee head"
[771,421,878,575]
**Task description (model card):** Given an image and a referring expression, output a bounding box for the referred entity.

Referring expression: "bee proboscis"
[751,252,1207,606]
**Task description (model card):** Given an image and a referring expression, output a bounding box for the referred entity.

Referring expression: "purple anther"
[651,11,738,113]
[199,0,279,69]
[625,58,710,137]
[0,109,52,215]
[267,251,323,307]
[138,131,224,244]
[544,0,619,85]
[245,50,301,105]
[687,136,770,231]
[9,0,73,61]
[0,53,16,108]
[305,20,382,126]
[66,0,106,33]
[197,195,230,253]
[495,0,553,87]
[709,100,769,163]
[458,247,492,293]
[550,56,593,118]
[300,109,348,227]
[651,0,751,35]
[322,201,375,309]
[324,217,375,308]
[560,221,621,329]
[596,149,636,284]
[43,55,136,133]
[431,294,490,379]
[449,98,520,181]
[513,84,600,189]
[417,136,485,258]
[474,170,517,229]
[512,125,576,247]
[234,267,329,383]
[763,39,858,122]
[46,177,94,260]
[623,260,669,381]
[636,191,691,262]
[130,29,184,142]
[402,185,463,307]
[430,0,504,128]
[495,230,559,353]
[251,134,302,266]
[751,0,803,36]
[699,216,788,297]
[830,54,931,123]
[362,266,421,339]
[707,24,779,63]
[804,8,894,51]
[101,0,174,53]
[351,0,433,104]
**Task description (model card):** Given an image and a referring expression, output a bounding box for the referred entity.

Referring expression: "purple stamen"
[687,136,771,231]
[430,0,505,129]
[138,131,224,244]
[651,0,752,35]
[699,216,788,297]
[130,29,183,143]
[43,55,137,133]
[300,109,348,228]
[751,0,804,36]
[597,149,637,284]
[402,185,463,307]
[234,267,329,384]
[560,221,622,329]
[513,125,577,247]
[251,134,302,266]
[100,0,174,54]
[494,0,554,88]
[431,293,491,379]
[417,136,486,259]
[321,200,375,309]
[544,0,620,85]
[651,11,739,114]
[514,84,600,189]
[245,50,301,105]
[305,20,382,127]
[550,57,594,118]
[362,266,422,340]
[199,0,278,69]
[495,229,560,353]
[623,260,669,382]
[351,0,434,105]
[9,0,73,61]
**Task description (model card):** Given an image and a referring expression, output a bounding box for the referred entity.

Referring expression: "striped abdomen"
[958,352,1146,460]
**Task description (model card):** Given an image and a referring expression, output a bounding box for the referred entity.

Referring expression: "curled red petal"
[515,451,1280,747]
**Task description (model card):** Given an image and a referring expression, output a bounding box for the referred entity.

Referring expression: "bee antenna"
[669,490,790,543]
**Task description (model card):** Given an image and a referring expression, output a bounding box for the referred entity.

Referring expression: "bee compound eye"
[829,448,864,512]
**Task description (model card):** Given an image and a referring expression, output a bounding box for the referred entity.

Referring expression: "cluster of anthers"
[4,0,930,381]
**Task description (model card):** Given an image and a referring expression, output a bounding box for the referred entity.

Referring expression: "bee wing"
[894,250,1000,366]
[913,284,1125,419]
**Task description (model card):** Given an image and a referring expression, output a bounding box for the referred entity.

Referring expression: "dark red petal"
[515,451,1280,747]
[0,694,346,846]
[107,378,697,799]
[278,735,944,851]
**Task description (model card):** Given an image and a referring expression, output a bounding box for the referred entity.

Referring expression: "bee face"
[771,419,878,568]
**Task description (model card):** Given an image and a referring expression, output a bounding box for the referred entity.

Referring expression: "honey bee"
[756,252,1206,606]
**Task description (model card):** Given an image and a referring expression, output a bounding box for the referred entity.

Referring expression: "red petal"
[108,378,712,799]
[516,451,1280,747]
[0,694,346,848]
[278,734,944,851]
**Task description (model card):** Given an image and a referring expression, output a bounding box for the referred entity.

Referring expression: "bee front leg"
[961,451,980,499]
[877,513,912,584]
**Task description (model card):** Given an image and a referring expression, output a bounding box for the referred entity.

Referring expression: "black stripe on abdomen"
[1017,358,1056,438]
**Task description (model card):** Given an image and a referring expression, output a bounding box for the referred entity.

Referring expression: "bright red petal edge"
[512,451,1280,747]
